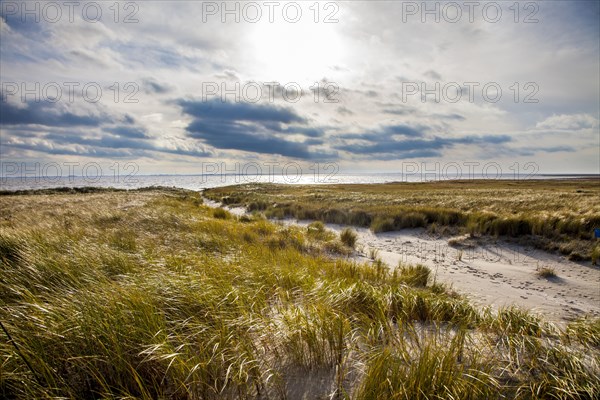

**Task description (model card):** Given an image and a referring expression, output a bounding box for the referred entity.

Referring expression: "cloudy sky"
[1,0,599,176]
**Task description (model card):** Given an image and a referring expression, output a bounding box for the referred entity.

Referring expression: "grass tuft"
[591,245,600,265]
[212,207,232,219]
[340,228,358,249]
[397,264,431,287]
[536,266,557,279]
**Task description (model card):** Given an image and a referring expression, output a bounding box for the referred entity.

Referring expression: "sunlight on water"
[1,173,593,191]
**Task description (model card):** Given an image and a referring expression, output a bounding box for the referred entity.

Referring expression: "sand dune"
[205,197,600,323]
[325,225,599,324]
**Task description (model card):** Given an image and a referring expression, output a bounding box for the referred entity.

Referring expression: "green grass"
[204,180,600,260]
[0,188,598,399]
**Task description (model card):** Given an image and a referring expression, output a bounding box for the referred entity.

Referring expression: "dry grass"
[204,179,600,260]
[536,266,558,279]
[0,188,598,399]
[340,228,358,249]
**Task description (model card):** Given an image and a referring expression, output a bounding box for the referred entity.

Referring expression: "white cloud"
[0,1,598,173]
[536,114,599,131]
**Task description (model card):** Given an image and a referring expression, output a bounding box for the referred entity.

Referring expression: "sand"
[323,224,599,323]
[203,198,600,323]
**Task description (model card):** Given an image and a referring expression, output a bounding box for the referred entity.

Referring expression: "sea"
[1,173,596,192]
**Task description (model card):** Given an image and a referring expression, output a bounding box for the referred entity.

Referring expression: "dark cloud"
[4,141,142,158]
[122,115,136,125]
[337,137,443,155]
[513,145,576,157]
[341,124,426,141]
[365,149,444,161]
[0,7,44,34]
[2,129,146,158]
[178,99,333,159]
[336,123,512,158]
[262,121,325,138]
[178,99,306,124]
[0,98,106,127]
[2,129,211,159]
[185,119,326,159]
[456,135,512,145]
[0,97,212,159]
[95,132,210,157]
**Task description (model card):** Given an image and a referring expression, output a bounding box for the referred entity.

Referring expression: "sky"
[1,0,599,178]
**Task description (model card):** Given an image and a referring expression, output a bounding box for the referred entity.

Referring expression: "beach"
[1,186,598,399]
[204,194,600,324]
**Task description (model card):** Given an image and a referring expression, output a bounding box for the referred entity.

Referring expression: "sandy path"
[336,226,598,323]
[203,198,600,323]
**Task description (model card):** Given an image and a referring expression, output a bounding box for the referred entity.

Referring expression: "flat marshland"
[1,187,599,399]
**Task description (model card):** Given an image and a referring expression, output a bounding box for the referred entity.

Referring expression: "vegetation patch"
[212,207,231,219]
[340,228,358,249]
[204,180,600,260]
[0,189,598,399]
[536,266,558,279]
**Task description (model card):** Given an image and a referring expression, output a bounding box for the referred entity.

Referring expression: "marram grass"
[0,188,598,399]
[205,180,600,260]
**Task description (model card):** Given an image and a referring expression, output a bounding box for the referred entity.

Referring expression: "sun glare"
[249,19,345,83]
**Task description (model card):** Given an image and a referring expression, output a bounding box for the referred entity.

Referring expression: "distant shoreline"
[1,174,598,193]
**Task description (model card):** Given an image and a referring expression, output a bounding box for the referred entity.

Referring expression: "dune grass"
[536,266,558,279]
[340,228,358,249]
[204,179,600,260]
[0,188,598,399]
